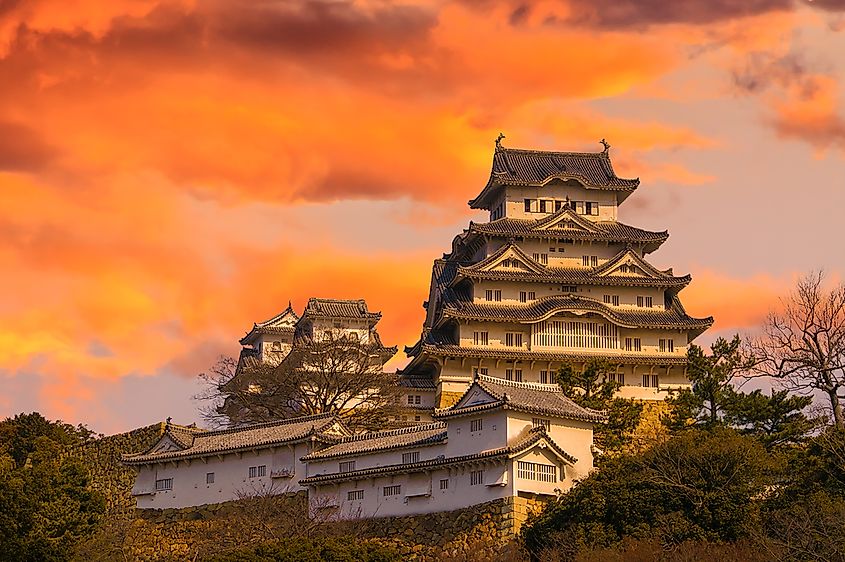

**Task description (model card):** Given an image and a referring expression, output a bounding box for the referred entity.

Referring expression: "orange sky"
[1,0,844,433]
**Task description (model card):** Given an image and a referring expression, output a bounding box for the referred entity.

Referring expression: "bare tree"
[198,334,403,430]
[748,271,845,429]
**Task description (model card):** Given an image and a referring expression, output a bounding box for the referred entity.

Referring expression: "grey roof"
[299,426,575,486]
[409,343,689,366]
[302,423,447,461]
[301,298,381,322]
[397,374,437,389]
[240,303,300,345]
[435,374,606,423]
[122,413,342,465]
[439,293,713,332]
[470,146,639,210]
[453,244,690,288]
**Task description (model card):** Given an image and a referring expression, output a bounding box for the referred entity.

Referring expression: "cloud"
[0,120,57,171]
[770,75,845,150]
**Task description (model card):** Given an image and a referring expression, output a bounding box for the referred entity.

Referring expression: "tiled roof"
[413,343,689,365]
[453,244,690,288]
[299,427,574,485]
[397,374,437,389]
[435,374,606,423]
[470,146,639,209]
[301,298,381,321]
[440,294,713,332]
[468,217,667,245]
[240,303,300,345]
[122,413,342,465]
[302,423,447,461]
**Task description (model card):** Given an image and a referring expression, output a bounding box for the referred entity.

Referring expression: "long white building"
[124,375,602,517]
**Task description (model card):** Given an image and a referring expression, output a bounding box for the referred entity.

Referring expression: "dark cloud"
[800,0,845,11]
[560,0,793,28]
[732,53,809,94]
[0,120,57,172]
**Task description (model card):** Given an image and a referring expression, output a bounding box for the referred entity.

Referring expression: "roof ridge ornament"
[495,132,506,150]
[600,138,610,154]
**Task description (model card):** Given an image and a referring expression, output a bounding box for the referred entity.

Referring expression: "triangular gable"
[257,305,299,329]
[453,383,500,410]
[594,249,672,280]
[533,208,602,234]
[512,439,575,466]
[146,434,187,455]
[464,243,547,275]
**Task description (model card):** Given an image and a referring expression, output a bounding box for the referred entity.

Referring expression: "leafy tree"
[522,429,778,559]
[208,536,400,562]
[749,271,845,429]
[0,413,104,561]
[723,388,815,449]
[557,359,643,454]
[663,336,753,431]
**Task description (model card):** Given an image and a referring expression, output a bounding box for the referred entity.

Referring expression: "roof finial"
[495,132,506,149]
[600,138,610,154]
[166,417,172,426]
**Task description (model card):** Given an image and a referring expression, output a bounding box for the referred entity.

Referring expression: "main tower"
[400,138,712,407]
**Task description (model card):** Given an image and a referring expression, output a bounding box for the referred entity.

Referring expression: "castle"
[124,140,711,520]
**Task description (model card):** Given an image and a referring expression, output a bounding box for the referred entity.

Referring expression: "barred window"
[637,296,653,307]
[533,320,619,349]
[470,419,483,432]
[258,465,266,477]
[473,331,489,346]
[532,418,551,431]
[643,374,660,388]
[505,332,523,347]
[206,472,214,484]
[659,339,674,353]
[539,370,556,384]
[339,461,356,473]
[383,485,401,497]
[485,290,493,301]
[155,478,172,491]
[470,470,484,486]
[517,461,557,482]
[402,451,420,464]
[440,479,449,490]
[494,290,502,301]
[519,291,527,303]
[528,291,536,300]
[634,338,642,352]
[348,490,364,501]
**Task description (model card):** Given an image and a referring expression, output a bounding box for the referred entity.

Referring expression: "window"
[517,461,557,482]
[539,370,556,384]
[613,295,620,306]
[472,367,488,377]
[383,485,402,497]
[603,294,611,304]
[611,372,626,385]
[494,290,502,302]
[643,374,659,388]
[561,285,577,293]
[339,461,356,473]
[540,253,548,265]
[524,198,532,212]
[407,395,414,405]
[248,466,266,478]
[534,320,619,349]
[206,472,214,484]
[634,338,642,352]
[519,291,527,303]
[473,331,489,346]
[505,332,523,347]
[414,415,421,421]
[440,479,449,490]
[258,465,266,477]
[539,200,548,213]
[514,369,523,382]
[155,478,173,491]
[402,451,420,464]
[470,470,484,486]
[485,290,493,301]
[528,291,536,300]
[348,490,364,501]
[549,247,556,253]
[637,296,653,307]
[625,337,633,352]
[415,395,421,404]
[532,418,551,431]
[582,256,598,267]
[658,339,675,353]
[585,201,599,216]
[620,264,629,273]
[555,200,563,211]
[271,341,281,351]
[470,419,483,432]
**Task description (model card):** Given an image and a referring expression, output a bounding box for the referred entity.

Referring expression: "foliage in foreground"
[208,536,401,562]
[0,413,104,562]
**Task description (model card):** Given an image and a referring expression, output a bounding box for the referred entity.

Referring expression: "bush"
[208,536,401,562]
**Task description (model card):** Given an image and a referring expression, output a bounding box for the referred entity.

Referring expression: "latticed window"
[339,461,356,473]
[348,490,364,501]
[494,290,502,301]
[155,478,173,491]
[470,419,483,432]
[383,485,401,497]
[637,296,653,307]
[643,374,660,388]
[659,339,675,353]
[206,473,214,484]
[485,290,493,301]
[517,461,557,482]
[534,320,619,349]
[532,418,551,431]
[505,332,523,347]
[473,331,489,346]
[402,451,420,464]
[519,291,527,303]
[539,370,556,384]
[440,479,449,490]
[470,470,484,486]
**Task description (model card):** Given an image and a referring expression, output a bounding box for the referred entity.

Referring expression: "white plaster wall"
[132,442,311,509]
[502,183,619,221]
[470,279,669,310]
[444,410,508,457]
[505,412,594,481]
[305,441,448,477]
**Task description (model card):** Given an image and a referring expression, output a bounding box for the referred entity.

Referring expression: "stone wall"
[76,494,546,561]
[67,423,167,518]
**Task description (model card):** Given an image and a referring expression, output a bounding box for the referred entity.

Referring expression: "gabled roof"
[122,413,346,465]
[299,426,575,486]
[470,145,639,210]
[299,298,382,325]
[397,373,438,389]
[452,246,691,289]
[240,302,300,345]
[434,374,606,423]
[439,293,713,333]
[409,343,689,365]
[301,423,447,461]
